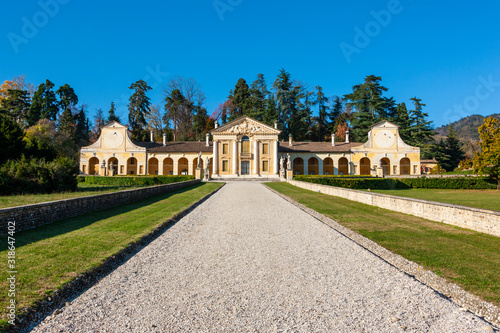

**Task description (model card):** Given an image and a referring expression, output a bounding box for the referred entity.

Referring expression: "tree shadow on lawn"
[0,183,206,252]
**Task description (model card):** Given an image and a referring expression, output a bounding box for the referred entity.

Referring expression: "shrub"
[293,176,409,190]
[294,175,496,190]
[77,175,194,186]
[398,177,496,189]
[0,156,79,195]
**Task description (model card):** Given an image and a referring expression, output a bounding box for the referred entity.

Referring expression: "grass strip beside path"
[266,182,500,308]
[0,183,148,209]
[366,188,500,211]
[0,182,223,326]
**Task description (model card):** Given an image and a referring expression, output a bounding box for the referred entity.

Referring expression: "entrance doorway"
[241,161,250,175]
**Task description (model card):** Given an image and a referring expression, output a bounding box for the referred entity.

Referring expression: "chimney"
[345,130,349,143]
[215,122,218,129]
[331,133,335,146]
[289,134,293,146]
[150,130,154,142]
[274,121,278,129]
[163,133,166,146]
[206,133,210,146]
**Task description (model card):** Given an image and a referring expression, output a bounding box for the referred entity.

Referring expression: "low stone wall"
[289,180,500,237]
[0,180,200,234]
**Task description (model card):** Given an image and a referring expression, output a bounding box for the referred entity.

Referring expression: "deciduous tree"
[473,117,500,189]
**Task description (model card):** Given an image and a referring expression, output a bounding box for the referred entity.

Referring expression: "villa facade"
[79,116,421,179]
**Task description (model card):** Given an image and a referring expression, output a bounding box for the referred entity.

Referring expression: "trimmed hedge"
[398,177,496,189]
[294,175,496,190]
[78,175,195,186]
[293,176,408,190]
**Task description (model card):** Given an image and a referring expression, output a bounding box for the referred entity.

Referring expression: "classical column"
[173,158,179,175]
[273,141,278,174]
[188,160,194,175]
[233,140,238,176]
[333,159,338,175]
[303,158,309,176]
[318,158,324,175]
[254,140,259,175]
[212,142,218,176]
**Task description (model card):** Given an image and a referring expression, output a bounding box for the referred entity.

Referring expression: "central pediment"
[211,116,281,136]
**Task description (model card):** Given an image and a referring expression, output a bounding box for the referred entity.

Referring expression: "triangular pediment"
[211,116,281,135]
[103,121,127,129]
[370,120,399,129]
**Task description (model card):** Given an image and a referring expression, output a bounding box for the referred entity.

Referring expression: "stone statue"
[279,156,285,179]
[204,156,210,180]
[197,151,202,168]
[286,153,291,170]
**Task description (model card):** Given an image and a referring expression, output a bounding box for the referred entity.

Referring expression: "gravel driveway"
[31,182,495,332]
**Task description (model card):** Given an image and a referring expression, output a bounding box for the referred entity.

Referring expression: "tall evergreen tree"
[56,83,78,113]
[128,80,152,141]
[394,102,411,142]
[229,78,251,121]
[344,75,393,142]
[444,124,465,171]
[0,114,25,165]
[74,105,90,146]
[0,89,31,128]
[273,69,295,139]
[58,107,76,140]
[28,79,58,126]
[249,73,269,122]
[408,97,434,147]
[315,86,329,141]
[107,102,120,123]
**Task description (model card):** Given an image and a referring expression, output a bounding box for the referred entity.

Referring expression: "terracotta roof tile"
[138,141,213,153]
[278,141,362,153]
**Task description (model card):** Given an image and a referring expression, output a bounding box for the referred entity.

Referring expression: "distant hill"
[435,113,500,141]
[434,113,500,157]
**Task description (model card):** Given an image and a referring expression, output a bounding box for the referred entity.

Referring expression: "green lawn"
[0,183,149,209]
[366,188,500,211]
[0,182,223,327]
[266,182,500,308]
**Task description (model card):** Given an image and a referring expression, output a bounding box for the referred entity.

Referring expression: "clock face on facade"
[375,130,395,148]
[103,131,124,149]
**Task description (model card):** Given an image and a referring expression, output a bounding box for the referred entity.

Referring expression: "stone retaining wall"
[289,180,500,237]
[0,180,200,234]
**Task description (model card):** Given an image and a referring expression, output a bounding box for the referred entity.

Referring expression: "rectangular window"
[139,165,144,174]
[169,171,173,175]
[223,143,229,154]
[393,165,397,174]
[82,165,86,174]
[130,159,135,165]
[262,143,269,155]
[120,165,124,174]
[262,160,269,172]
[222,160,229,172]
[413,165,417,174]
[325,171,329,175]
[310,171,314,175]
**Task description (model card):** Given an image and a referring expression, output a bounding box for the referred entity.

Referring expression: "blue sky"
[2,0,500,128]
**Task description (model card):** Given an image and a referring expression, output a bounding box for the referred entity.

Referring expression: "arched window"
[338,157,348,175]
[380,157,390,175]
[400,158,411,175]
[293,157,304,175]
[323,157,334,175]
[241,136,250,154]
[89,157,99,175]
[127,157,138,175]
[148,157,159,175]
[360,157,371,175]
[163,158,174,175]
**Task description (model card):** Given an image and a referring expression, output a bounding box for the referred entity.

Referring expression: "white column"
[233,140,238,176]
[273,141,278,174]
[318,158,324,175]
[188,160,194,175]
[173,158,179,175]
[212,142,218,176]
[254,140,259,175]
[304,158,309,175]
[334,159,338,175]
